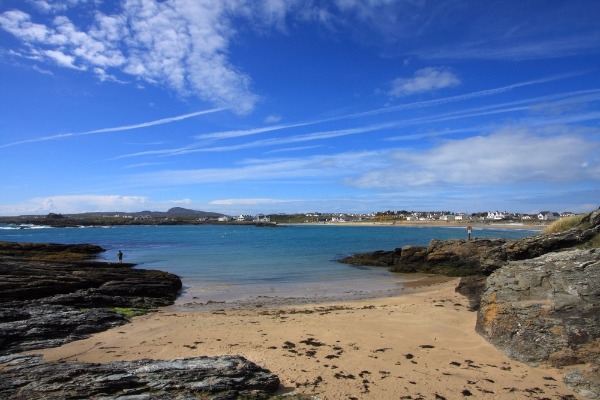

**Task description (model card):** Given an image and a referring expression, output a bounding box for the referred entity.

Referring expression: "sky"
[0,0,599,216]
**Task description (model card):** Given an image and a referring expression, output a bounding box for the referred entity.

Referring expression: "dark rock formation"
[340,208,600,310]
[0,354,280,399]
[0,242,182,355]
[339,238,513,276]
[0,241,281,399]
[0,241,105,261]
[476,249,600,399]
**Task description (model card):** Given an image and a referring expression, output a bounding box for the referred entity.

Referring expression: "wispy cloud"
[0,108,226,149]
[0,2,268,113]
[114,86,600,160]
[187,73,582,143]
[209,198,293,206]
[348,128,600,190]
[117,122,400,158]
[388,67,460,97]
[127,150,382,186]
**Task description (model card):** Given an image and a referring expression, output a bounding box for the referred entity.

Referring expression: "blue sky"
[1,0,599,216]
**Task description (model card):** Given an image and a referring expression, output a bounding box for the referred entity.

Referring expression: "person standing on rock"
[467,225,473,240]
[117,250,123,263]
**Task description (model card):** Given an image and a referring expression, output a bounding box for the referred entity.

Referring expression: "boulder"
[340,238,511,276]
[0,245,182,356]
[476,249,600,399]
[0,354,280,399]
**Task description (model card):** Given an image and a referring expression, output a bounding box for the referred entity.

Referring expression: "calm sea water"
[0,223,537,307]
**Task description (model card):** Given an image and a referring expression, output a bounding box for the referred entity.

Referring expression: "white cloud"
[264,114,282,124]
[168,198,192,205]
[209,198,292,205]
[0,1,264,113]
[348,128,600,190]
[0,195,149,215]
[389,67,460,97]
[43,48,81,68]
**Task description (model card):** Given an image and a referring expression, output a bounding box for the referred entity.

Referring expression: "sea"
[0,223,538,308]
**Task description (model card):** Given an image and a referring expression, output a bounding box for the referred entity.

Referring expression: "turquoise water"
[0,224,537,307]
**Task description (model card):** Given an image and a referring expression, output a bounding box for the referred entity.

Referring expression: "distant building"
[538,211,560,221]
[487,211,507,220]
[439,215,455,221]
[254,214,270,223]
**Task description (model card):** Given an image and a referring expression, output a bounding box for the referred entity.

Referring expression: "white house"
[254,214,270,223]
[487,211,507,220]
[439,215,455,221]
[538,211,560,221]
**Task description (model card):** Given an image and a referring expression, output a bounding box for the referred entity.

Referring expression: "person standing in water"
[117,250,123,263]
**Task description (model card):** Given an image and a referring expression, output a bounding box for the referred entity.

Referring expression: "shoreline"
[37,279,582,399]
[173,273,456,312]
[285,221,546,231]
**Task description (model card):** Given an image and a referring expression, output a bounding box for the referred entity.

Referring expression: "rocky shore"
[0,241,280,399]
[340,208,600,398]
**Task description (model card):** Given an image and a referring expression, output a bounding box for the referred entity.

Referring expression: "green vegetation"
[111,307,149,318]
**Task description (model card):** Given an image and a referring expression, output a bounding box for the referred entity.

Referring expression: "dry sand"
[38,279,581,399]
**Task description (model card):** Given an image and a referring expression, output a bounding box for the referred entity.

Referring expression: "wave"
[0,224,53,230]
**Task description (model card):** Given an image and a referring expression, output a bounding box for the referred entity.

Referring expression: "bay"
[0,223,537,307]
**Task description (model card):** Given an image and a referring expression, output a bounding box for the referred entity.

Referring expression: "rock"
[340,238,511,276]
[0,245,182,356]
[0,241,105,261]
[476,249,600,366]
[476,249,600,399]
[341,209,600,278]
[564,368,600,399]
[454,274,487,311]
[0,354,280,399]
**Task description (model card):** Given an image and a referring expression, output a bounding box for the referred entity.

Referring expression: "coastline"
[37,279,582,399]
[284,220,547,231]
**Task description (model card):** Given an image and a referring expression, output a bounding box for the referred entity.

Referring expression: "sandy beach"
[37,278,581,399]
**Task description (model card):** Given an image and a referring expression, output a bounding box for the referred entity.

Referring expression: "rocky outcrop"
[0,241,105,261]
[0,243,182,355]
[340,208,600,309]
[340,209,600,398]
[0,354,280,399]
[340,238,511,276]
[476,249,600,398]
[476,249,600,365]
[0,241,281,398]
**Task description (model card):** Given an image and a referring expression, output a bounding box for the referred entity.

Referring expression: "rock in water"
[0,354,280,399]
[476,249,600,398]
[0,244,182,355]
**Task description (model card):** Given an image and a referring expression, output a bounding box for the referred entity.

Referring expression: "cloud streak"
[0,108,226,149]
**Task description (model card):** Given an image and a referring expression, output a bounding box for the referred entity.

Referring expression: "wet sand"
[37,278,581,399]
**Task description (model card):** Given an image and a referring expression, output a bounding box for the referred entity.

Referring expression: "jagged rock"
[476,249,600,365]
[476,249,600,399]
[0,354,280,399]
[0,244,182,356]
[340,238,511,276]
